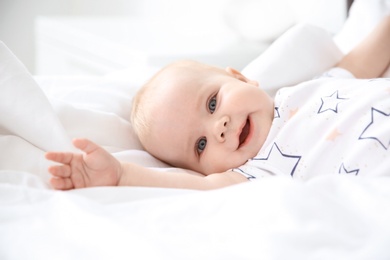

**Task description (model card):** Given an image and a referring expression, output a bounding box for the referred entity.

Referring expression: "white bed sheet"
[1,0,390,259]
[1,172,390,260]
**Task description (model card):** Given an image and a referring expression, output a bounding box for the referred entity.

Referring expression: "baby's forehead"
[158,64,226,90]
[151,68,199,94]
[145,63,231,112]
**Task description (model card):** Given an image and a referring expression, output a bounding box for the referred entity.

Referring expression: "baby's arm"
[118,163,247,190]
[46,139,247,190]
[337,16,390,78]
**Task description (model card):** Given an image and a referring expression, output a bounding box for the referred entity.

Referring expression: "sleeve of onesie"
[231,163,279,180]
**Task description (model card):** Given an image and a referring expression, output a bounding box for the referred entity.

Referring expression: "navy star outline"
[339,163,359,176]
[232,168,256,180]
[359,107,390,150]
[274,107,280,119]
[252,142,301,177]
[317,90,348,114]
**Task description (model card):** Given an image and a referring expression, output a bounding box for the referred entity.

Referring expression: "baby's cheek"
[208,152,235,173]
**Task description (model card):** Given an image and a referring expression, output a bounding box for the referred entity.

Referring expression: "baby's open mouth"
[239,119,250,147]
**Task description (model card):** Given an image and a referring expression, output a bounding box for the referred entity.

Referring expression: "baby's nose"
[214,116,229,142]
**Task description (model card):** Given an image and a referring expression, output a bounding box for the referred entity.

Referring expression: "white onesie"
[232,68,390,180]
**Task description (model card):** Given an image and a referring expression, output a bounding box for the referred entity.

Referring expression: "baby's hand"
[46,139,122,190]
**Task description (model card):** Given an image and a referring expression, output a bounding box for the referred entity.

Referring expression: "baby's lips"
[238,118,250,148]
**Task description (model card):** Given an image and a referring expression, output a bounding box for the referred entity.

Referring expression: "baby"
[46,16,390,190]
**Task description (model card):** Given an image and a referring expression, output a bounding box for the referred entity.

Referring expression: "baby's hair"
[130,62,177,147]
[130,75,155,147]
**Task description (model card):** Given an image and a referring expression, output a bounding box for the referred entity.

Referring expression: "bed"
[1,0,390,259]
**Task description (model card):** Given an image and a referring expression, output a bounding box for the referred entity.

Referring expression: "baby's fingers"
[48,164,72,178]
[73,138,100,155]
[45,152,74,164]
[50,177,74,190]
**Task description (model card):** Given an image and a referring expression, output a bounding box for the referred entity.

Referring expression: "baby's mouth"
[239,119,250,147]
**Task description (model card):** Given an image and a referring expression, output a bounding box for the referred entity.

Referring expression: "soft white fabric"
[0,42,72,181]
[242,23,343,96]
[224,0,295,42]
[1,171,390,259]
[0,41,170,185]
[233,68,390,180]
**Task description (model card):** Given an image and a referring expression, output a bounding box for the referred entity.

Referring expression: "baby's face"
[143,66,274,175]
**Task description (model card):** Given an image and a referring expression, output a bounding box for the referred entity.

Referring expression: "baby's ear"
[225,67,259,87]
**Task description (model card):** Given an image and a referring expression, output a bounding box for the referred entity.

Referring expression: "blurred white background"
[0,0,348,75]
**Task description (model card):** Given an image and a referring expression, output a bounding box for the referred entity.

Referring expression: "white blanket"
[0,41,169,182]
[1,172,390,260]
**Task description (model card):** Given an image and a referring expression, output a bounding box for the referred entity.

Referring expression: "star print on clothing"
[252,142,301,177]
[326,128,342,141]
[232,168,256,180]
[274,107,280,118]
[289,108,299,119]
[318,90,348,114]
[339,163,359,176]
[359,107,390,150]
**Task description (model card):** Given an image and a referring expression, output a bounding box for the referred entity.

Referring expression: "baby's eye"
[208,96,217,114]
[196,137,207,154]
